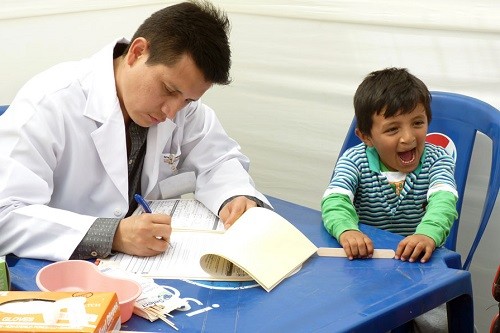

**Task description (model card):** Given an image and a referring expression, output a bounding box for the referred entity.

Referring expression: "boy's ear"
[355,128,374,147]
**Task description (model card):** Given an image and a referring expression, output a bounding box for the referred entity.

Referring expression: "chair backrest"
[0,105,8,116]
[334,91,500,270]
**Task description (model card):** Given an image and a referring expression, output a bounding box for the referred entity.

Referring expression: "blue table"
[6,196,473,332]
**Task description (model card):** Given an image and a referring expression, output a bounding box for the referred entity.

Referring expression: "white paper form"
[102,232,249,280]
[137,199,224,232]
[100,199,250,280]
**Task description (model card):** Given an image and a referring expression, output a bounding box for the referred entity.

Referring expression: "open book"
[98,199,318,292]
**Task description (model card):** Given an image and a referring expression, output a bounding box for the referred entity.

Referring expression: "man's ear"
[126,37,149,66]
[355,128,373,147]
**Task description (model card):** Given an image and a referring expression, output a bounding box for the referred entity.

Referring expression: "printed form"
[99,199,250,280]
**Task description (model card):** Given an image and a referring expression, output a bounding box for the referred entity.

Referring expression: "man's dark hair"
[354,67,431,135]
[126,1,231,85]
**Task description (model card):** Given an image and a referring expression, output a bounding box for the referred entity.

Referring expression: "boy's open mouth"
[398,148,416,165]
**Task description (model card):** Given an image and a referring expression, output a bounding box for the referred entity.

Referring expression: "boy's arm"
[415,191,458,247]
[415,146,458,247]
[321,193,359,241]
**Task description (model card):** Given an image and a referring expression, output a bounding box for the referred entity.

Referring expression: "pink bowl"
[36,260,142,323]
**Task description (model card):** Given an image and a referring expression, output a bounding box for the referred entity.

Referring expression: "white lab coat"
[0,40,270,261]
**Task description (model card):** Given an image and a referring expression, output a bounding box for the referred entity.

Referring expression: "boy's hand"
[395,234,436,263]
[339,230,374,260]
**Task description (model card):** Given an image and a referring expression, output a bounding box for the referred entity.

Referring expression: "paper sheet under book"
[99,200,318,292]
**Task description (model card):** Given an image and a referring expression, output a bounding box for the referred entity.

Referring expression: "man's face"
[357,104,429,173]
[117,39,212,127]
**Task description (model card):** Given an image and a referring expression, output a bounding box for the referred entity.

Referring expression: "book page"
[200,207,318,292]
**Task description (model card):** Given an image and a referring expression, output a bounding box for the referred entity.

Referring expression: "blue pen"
[134,194,152,213]
[134,194,173,247]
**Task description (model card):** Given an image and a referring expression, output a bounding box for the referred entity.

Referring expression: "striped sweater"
[322,142,458,245]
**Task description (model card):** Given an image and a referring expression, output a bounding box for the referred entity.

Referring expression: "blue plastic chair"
[334,91,500,270]
[0,105,7,116]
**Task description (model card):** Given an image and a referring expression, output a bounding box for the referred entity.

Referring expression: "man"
[0,1,270,261]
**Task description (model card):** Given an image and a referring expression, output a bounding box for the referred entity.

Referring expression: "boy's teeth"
[399,150,415,164]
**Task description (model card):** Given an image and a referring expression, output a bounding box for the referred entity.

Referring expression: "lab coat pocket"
[155,151,181,190]
[159,171,196,199]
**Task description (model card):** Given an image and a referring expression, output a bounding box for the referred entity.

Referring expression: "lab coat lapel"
[143,120,176,196]
[84,40,129,201]
[90,105,129,201]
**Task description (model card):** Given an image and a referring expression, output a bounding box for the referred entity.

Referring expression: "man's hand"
[219,196,258,229]
[395,234,436,263]
[339,230,374,260]
[112,213,172,256]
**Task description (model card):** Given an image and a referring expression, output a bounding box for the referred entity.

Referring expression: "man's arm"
[70,218,119,259]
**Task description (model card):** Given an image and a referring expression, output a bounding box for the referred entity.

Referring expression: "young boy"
[322,67,458,263]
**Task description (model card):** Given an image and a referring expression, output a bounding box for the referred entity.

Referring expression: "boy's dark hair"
[354,67,431,135]
[125,0,231,85]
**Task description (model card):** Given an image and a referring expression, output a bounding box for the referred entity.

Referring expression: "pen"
[134,193,152,213]
[134,194,172,248]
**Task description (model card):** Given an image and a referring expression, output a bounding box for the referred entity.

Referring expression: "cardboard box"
[0,257,9,291]
[0,291,120,332]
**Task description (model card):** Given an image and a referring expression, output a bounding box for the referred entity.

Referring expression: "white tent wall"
[0,1,498,332]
